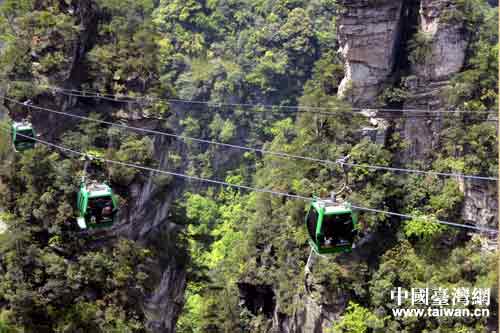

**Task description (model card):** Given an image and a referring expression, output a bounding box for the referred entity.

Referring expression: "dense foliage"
[0,141,154,332]
[0,0,497,332]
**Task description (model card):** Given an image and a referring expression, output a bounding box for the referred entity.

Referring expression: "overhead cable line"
[52,87,499,114]
[2,127,497,235]
[7,80,498,115]
[50,90,500,122]
[4,96,498,182]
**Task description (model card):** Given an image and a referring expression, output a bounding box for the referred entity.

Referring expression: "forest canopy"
[0,0,497,332]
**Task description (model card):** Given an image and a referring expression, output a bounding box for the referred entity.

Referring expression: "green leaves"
[97,0,155,14]
[0,0,77,81]
[279,8,314,56]
[178,189,248,331]
[109,135,154,185]
[246,50,288,91]
[403,211,446,241]
[0,119,152,331]
[1,1,497,332]
[369,240,496,331]
[446,2,498,111]
[331,302,385,333]
[86,0,161,96]
[210,114,236,143]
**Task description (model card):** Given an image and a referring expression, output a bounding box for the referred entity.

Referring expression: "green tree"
[331,302,385,333]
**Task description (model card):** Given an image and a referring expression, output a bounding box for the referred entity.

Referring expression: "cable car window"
[88,197,113,222]
[17,130,34,143]
[322,213,353,247]
[306,208,318,239]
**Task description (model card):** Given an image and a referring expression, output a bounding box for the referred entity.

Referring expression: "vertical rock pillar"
[337,0,405,105]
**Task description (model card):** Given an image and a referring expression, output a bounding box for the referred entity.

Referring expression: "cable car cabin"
[305,199,358,255]
[77,182,118,230]
[12,121,36,152]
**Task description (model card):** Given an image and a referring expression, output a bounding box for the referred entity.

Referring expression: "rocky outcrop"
[461,179,498,231]
[0,87,5,121]
[67,0,99,84]
[399,79,449,162]
[359,109,390,146]
[272,289,347,333]
[411,0,469,80]
[144,266,187,333]
[400,1,497,234]
[239,283,276,317]
[117,133,187,332]
[401,1,496,234]
[336,0,404,104]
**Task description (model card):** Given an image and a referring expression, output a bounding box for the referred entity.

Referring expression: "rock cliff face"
[399,79,448,161]
[336,0,469,101]
[120,134,187,332]
[401,0,497,234]
[412,0,468,80]
[401,0,469,161]
[461,179,498,232]
[336,0,497,234]
[337,0,404,104]
[272,293,343,333]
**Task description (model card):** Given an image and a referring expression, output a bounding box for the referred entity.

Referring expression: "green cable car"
[76,181,118,230]
[305,199,358,254]
[11,121,36,152]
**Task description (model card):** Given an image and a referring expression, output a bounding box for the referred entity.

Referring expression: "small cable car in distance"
[76,181,118,230]
[305,197,358,255]
[11,121,36,152]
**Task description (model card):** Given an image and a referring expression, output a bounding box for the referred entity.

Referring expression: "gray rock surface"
[337,0,404,104]
[400,79,449,162]
[461,179,498,231]
[411,0,468,80]
[117,133,187,332]
[273,278,347,333]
